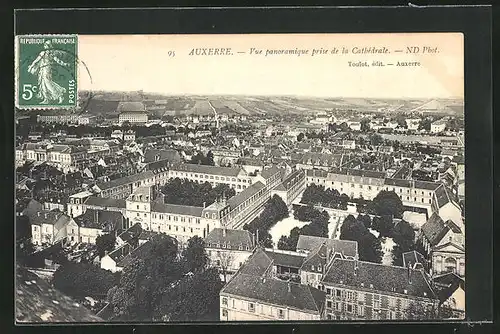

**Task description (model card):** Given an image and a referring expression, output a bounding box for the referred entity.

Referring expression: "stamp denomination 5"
[15,34,78,110]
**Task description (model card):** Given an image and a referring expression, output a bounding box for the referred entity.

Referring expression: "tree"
[405,301,436,320]
[438,302,455,319]
[217,251,234,283]
[204,151,215,166]
[95,234,116,258]
[372,190,404,218]
[278,235,293,251]
[340,215,382,263]
[369,133,383,146]
[391,220,416,266]
[297,132,305,142]
[357,214,372,229]
[418,118,432,131]
[183,236,208,273]
[155,267,223,321]
[53,263,120,299]
[358,233,383,264]
[107,233,183,321]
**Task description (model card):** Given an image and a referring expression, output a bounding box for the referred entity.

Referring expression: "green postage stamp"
[15,34,78,109]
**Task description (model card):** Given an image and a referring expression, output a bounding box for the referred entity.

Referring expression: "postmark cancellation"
[15,35,78,110]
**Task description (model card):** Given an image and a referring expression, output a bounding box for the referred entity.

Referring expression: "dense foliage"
[95,234,117,258]
[189,151,215,166]
[300,184,349,210]
[371,190,404,219]
[182,236,209,273]
[278,205,330,251]
[161,178,235,207]
[53,263,120,299]
[340,215,383,263]
[107,234,222,321]
[243,195,289,248]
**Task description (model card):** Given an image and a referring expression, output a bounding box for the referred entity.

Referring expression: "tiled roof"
[421,213,450,246]
[330,167,386,179]
[227,181,266,209]
[260,166,282,179]
[434,184,458,209]
[96,171,155,190]
[21,199,43,217]
[322,259,436,300]
[237,158,264,167]
[264,249,307,269]
[222,273,326,314]
[432,272,465,303]
[84,196,126,209]
[75,209,124,230]
[151,202,204,217]
[238,248,274,277]
[143,148,181,163]
[205,228,254,250]
[170,163,244,177]
[281,169,305,191]
[384,178,440,191]
[296,235,358,259]
[305,169,329,178]
[29,210,70,229]
[117,223,142,245]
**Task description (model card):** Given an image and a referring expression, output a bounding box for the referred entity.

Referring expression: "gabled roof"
[221,273,326,314]
[117,223,142,245]
[75,209,124,230]
[296,235,358,259]
[21,199,43,217]
[264,249,307,269]
[227,181,265,209]
[421,213,450,246]
[238,247,274,277]
[432,272,465,303]
[151,202,204,217]
[322,259,437,300]
[84,196,126,209]
[260,166,282,180]
[205,228,254,251]
[143,148,181,164]
[170,163,244,177]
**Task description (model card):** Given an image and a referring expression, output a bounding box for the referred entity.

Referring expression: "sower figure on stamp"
[27,40,70,104]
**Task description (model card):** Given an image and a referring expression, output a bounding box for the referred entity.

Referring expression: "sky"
[77,33,463,99]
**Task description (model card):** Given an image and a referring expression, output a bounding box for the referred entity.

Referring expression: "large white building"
[16,143,87,171]
[117,101,148,124]
[168,163,253,193]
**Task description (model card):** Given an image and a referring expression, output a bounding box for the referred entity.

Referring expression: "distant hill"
[78,91,463,118]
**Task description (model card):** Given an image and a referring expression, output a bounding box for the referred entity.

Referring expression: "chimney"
[252,233,256,247]
[287,281,291,293]
[256,229,259,245]
[203,202,206,208]
[37,212,41,217]
[354,260,358,276]
[222,227,227,238]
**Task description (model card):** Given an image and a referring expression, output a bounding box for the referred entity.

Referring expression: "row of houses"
[216,234,464,321]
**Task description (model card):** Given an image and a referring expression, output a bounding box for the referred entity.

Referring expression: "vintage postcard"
[15,33,464,323]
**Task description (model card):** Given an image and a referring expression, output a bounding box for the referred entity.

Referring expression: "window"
[327,301,332,308]
[222,297,228,305]
[278,309,285,319]
[136,205,139,209]
[248,303,255,313]
[326,288,331,295]
[137,213,139,217]
[222,309,228,317]
[327,314,332,320]
[336,289,341,297]
[347,304,353,313]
